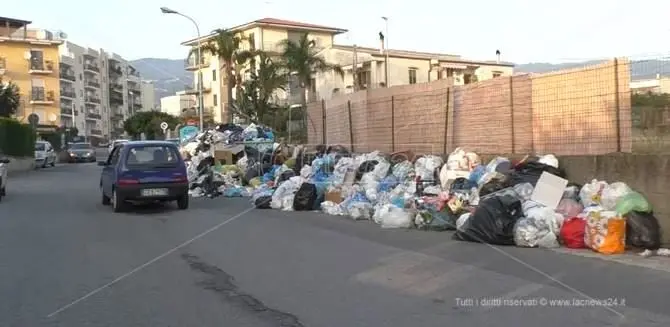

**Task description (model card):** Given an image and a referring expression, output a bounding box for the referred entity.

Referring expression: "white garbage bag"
[373,204,394,225]
[381,207,413,229]
[391,160,413,180]
[321,201,345,215]
[600,182,632,210]
[349,202,373,220]
[538,154,559,168]
[579,179,608,207]
[514,205,564,248]
[415,155,443,180]
[271,177,302,209]
[456,213,471,231]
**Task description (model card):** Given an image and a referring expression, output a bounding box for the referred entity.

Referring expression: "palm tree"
[279,34,344,108]
[0,78,21,118]
[193,29,254,123]
[234,52,287,124]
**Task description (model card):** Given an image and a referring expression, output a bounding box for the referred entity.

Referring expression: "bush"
[0,117,37,157]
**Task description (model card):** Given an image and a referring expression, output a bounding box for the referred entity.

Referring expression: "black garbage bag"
[276,170,296,185]
[453,194,523,245]
[508,161,566,187]
[254,196,272,209]
[625,211,662,250]
[355,160,379,181]
[480,176,512,197]
[293,183,317,211]
[450,177,476,192]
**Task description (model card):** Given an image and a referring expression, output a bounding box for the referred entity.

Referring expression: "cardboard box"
[325,190,343,204]
[213,144,244,165]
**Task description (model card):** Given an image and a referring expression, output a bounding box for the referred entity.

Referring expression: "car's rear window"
[70,143,92,149]
[125,145,180,166]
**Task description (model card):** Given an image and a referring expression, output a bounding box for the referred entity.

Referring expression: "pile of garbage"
[179,123,280,198]
[178,134,667,257]
[248,146,668,257]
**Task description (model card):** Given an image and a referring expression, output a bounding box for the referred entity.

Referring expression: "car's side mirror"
[97,161,108,166]
[0,158,10,164]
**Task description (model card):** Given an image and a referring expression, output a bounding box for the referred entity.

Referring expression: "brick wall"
[307,59,632,156]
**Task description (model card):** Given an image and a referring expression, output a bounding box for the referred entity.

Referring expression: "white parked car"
[35,141,57,168]
[109,139,129,153]
[0,156,9,202]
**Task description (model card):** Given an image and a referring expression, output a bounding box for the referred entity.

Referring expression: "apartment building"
[140,81,157,111]
[630,74,670,94]
[160,92,197,117]
[319,45,515,99]
[180,17,515,112]
[0,16,63,131]
[181,18,347,123]
[59,41,142,141]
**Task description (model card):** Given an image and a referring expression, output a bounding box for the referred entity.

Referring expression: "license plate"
[141,188,169,197]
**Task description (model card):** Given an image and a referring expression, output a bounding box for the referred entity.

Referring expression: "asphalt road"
[2,161,670,326]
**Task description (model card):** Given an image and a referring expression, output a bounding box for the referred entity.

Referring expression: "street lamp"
[381,16,389,87]
[160,6,205,132]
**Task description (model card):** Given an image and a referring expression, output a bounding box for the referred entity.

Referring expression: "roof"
[333,45,515,67]
[181,18,347,46]
[0,16,31,28]
[125,140,176,146]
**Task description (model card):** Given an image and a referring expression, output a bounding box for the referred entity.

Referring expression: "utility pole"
[352,44,358,91]
[382,16,389,87]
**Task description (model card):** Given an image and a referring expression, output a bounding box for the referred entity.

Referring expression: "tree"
[123,111,180,140]
[279,34,344,108]
[234,52,288,124]
[195,29,254,123]
[0,78,21,118]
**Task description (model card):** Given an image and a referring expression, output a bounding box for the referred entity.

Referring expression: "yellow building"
[181,18,347,123]
[0,16,62,130]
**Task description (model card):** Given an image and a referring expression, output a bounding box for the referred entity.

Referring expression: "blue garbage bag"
[223,187,244,197]
[378,175,399,193]
[469,165,486,185]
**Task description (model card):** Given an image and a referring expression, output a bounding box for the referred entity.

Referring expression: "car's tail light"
[118,179,139,185]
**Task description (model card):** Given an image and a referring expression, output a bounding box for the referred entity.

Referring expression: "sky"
[5,0,670,64]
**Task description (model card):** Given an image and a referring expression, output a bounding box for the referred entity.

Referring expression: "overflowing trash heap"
[180,135,668,257]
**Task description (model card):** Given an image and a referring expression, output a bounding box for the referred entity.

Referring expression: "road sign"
[160,122,169,132]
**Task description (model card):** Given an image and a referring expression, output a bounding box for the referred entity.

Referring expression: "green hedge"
[0,117,37,157]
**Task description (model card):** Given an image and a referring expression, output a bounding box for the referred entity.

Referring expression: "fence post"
[321,99,326,145]
[443,87,450,154]
[509,76,515,154]
[613,57,622,152]
[347,100,355,152]
[391,96,395,152]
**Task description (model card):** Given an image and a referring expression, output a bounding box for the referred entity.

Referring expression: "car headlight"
[69,152,76,156]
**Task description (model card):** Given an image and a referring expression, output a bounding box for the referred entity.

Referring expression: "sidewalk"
[552,248,670,273]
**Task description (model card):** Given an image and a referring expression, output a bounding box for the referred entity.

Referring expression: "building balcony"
[110,94,123,105]
[109,83,123,94]
[111,113,125,121]
[128,83,141,93]
[89,129,103,136]
[85,96,101,104]
[84,63,100,73]
[185,56,210,71]
[60,107,73,116]
[0,57,6,75]
[60,70,76,82]
[30,89,56,104]
[183,83,212,94]
[86,112,102,120]
[60,89,75,99]
[85,79,101,89]
[29,60,55,74]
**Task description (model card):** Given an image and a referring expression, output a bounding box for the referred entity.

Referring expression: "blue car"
[98,141,189,212]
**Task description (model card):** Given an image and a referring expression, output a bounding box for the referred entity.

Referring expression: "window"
[35,142,46,151]
[80,90,83,97]
[213,94,218,106]
[464,74,473,84]
[212,69,216,81]
[79,73,82,80]
[108,147,120,165]
[78,57,82,64]
[408,69,417,84]
[126,146,179,166]
[492,71,502,78]
[446,68,455,78]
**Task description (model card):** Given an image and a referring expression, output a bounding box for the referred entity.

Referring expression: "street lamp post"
[160,7,205,132]
[382,16,389,87]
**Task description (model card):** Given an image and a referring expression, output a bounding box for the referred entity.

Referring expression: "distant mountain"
[130,58,193,100]
[515,59,670,80]
[130,58,670,101]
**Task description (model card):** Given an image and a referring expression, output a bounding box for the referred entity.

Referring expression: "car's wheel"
[41,159,47,168]
[50,159,56,167]
[101,190,111,205]
[177,194,189,210]
[111,189,126,213]
[0,186,5,196]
